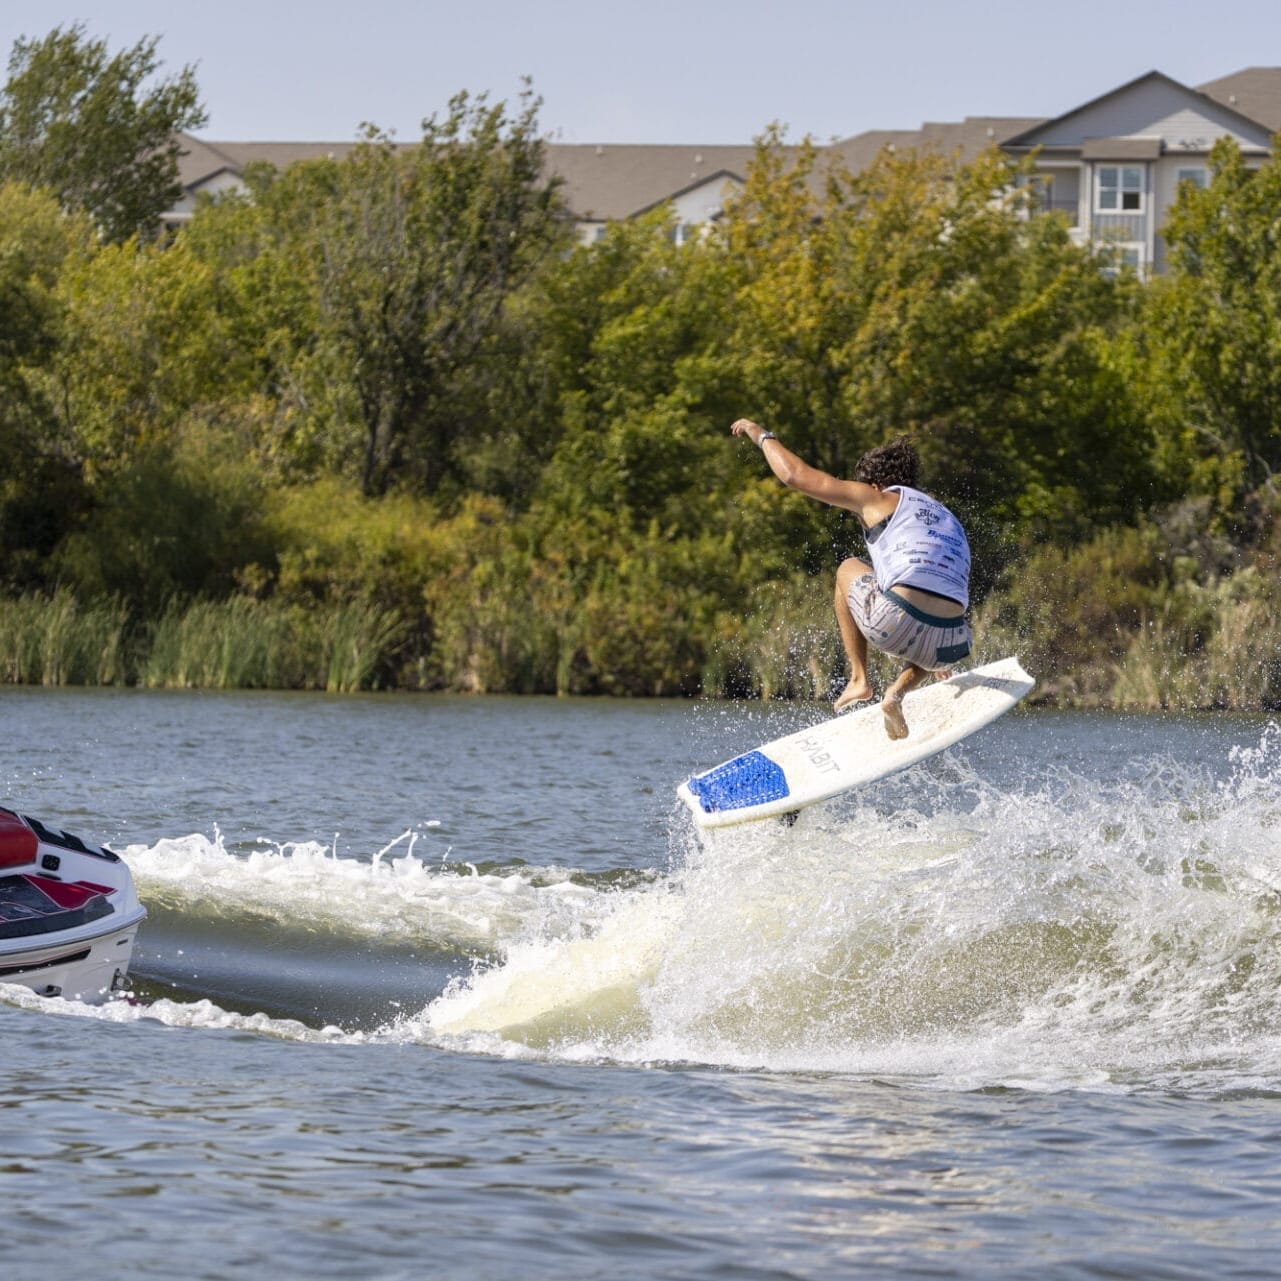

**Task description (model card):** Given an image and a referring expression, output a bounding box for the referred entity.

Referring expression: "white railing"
[1091,213,1147,242]
[1035,198,1080,226]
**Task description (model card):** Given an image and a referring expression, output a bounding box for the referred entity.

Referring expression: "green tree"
[240,88,568,497]
[0,181,95,588]
[445,209,708,505]
[179,168,349,481]
[531,210,744,525]
[1137,137,1281,504]
[718,138,1154,567]
[41,234,249,478]
[0,23,205,242]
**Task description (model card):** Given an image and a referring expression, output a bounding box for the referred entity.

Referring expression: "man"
[730,419,972,740]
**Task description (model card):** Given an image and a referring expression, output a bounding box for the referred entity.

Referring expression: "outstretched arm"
[730,418,886,521]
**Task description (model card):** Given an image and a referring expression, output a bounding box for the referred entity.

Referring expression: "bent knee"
[835,557,871,589]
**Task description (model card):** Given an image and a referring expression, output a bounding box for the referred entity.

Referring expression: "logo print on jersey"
[914,507,942,526]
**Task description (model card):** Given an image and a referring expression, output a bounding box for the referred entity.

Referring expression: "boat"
[0,804,147,1002]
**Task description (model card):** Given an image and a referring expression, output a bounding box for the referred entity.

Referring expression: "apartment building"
[168,66,1281,270]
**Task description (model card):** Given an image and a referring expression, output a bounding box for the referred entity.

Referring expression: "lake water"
[3,685,1281,1280]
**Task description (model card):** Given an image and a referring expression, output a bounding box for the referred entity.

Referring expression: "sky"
[3,0,1281,145]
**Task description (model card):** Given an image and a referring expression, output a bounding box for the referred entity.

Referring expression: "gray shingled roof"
[546,143,760,220]
[176,124,1035,223]
[175,138,357,189]
[914,116,1046,156]
[827,117,1042,174]
[1198,67,1281,132]
[174,134,245,186]
[176,135,762,221]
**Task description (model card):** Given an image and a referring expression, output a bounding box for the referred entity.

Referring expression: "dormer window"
[1096,165,1144,213]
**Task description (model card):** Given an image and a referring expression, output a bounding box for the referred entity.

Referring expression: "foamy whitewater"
[15,722,1280,1096]
[412,723,1281,1088]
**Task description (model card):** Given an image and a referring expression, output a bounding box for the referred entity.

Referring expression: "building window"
[1176,166,1207,189]
[1096,165,1144,212]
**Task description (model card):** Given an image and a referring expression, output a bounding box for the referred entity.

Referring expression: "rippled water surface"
[4,685,1281,1279]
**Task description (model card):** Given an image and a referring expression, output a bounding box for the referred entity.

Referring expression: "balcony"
[1032,198,1080,227]
[1091,212,1148,242]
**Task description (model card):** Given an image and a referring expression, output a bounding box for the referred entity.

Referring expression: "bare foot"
[833,677,873,713]
[881,692,909,740]
[933,669,952,683]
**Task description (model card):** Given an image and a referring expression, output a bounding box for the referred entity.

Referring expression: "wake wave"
[123,828,615,951]
[16,725,1281,1094]
[0,983,355,1041]
[414,727,1281,1091]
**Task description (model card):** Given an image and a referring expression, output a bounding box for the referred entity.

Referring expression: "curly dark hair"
[853,436,921,489]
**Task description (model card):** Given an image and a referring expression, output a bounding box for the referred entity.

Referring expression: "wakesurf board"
[679,656,1034,829]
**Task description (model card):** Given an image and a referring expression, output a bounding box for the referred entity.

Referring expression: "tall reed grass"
[0,591,129,685]
[2,549,1278,707]
[1110,570,1281,711]
[140,597,305,689]
[140,596,407,691]
[0,592,406,692]
[321,601,407,693]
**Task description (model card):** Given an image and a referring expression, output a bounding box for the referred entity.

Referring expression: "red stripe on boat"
[0,810,38,869]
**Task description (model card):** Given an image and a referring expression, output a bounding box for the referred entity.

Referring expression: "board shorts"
[846,573,972,672]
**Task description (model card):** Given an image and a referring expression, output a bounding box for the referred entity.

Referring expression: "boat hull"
[0,806,147,1003]
[0,911,146,1001]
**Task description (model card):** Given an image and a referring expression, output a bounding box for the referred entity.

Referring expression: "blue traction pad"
[686,750,791,814]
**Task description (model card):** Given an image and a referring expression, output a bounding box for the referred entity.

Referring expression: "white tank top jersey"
[865,486,971,608]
